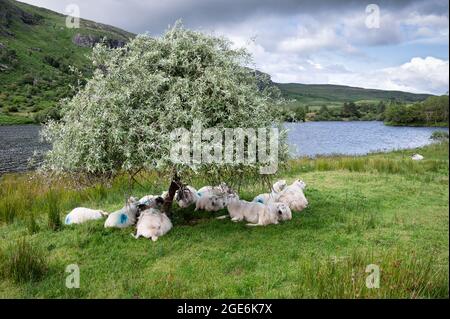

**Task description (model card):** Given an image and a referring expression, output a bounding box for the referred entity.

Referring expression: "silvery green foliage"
[41,23,287,176]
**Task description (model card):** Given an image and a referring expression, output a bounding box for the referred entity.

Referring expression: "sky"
[20,0,449,94]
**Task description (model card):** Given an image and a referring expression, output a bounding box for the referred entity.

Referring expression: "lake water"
[285,121,448,157]
[0,122,448,174]
[0,125,50,174]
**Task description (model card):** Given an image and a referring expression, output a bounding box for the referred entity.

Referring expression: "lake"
[0,122,448,174]
[0,125,50,174]
[286,121,448,157]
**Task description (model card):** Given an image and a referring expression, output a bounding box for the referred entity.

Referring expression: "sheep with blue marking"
[252,180,287,205]
[104,197,141,229]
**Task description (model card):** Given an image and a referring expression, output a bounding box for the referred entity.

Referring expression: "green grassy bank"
[0,142,448,298]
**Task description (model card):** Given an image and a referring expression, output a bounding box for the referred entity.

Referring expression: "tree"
[40,23,286,214]
[293,106,306,122]
[341,102,359,118]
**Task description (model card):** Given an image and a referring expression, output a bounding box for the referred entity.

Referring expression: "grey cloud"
[20,0,447,34]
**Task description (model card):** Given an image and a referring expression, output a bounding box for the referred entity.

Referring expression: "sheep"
[175,185,199,208]
[195,194,228,212]
[64,207,108,225]
[138,194,165,209]
[131,208,172,242]
[221,199,292,226]
[277,179,308,212]
[198,182,236,198]
[272,179,287,193]
[411,154,424,161]
[104,197,140,229]
[252,179,287,204]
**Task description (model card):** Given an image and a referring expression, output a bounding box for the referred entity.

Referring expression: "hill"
[0,0,435,125]
[277,83,432,109]
[0,0,134,123]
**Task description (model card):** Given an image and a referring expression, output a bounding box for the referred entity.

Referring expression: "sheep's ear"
[155,197,164,205]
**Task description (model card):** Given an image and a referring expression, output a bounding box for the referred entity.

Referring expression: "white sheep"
[221,199,292,226]
[252,179,287,204]
[104,197,140,229]
[64,207,108,225]
[411,154,424,161]
[198,182,236,197]
[132,208,172,242]
[195,194,227,212]
[138,194,164,209]
[277,179,308,212]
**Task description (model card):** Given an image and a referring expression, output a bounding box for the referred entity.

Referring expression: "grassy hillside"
[0,142,448,298]
[0,0,134,123]
[278,83,432,110]
[0,0,436,125]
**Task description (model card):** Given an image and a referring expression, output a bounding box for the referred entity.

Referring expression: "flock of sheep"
[64,179,309,242]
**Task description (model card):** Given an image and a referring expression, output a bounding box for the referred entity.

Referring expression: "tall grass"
[46,190,62,231]
[288,149,448,176]
[0,142,447,226]
[0,238,47,283]
[294,250,447,298]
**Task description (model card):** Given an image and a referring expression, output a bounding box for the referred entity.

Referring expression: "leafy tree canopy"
[41,23,286,177]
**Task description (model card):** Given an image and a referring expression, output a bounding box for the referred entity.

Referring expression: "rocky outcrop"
[72,33,126,48]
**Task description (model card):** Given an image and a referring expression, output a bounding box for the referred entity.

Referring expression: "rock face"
[1,0,41,36]
[72,33,126,48]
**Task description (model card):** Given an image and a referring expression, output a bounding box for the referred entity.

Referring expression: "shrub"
[431,131,449,141]
[0,238,47,283]
[6,105,19,113]
[33,106,60,123]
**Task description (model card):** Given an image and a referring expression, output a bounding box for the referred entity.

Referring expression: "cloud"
[329,57,449,94]
[20,0,449,93]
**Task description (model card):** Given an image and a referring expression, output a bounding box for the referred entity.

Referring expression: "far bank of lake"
[0,121,448,174]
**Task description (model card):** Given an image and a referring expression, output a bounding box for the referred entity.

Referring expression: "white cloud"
[329,57,449,94]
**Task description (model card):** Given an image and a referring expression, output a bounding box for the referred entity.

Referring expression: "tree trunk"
[162,172,182,218]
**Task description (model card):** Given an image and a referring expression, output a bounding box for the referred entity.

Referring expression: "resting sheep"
[104,197,140,229]
[252,179,287,204]
[175,185,199,208]
[132,208,172,242]
[195,194,227,212]
[411,154,424,161]
[138,195,165,209]
[64,207,108,225]
[222,199,292,226]
[198,183,236,197]
[277,179,308,212]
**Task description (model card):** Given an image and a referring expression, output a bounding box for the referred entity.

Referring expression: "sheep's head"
[176,186,197,208]
[272,180,287,193]
[275,203,292,221]
[294,180,307,190]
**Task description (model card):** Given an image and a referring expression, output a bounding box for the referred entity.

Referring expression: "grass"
[0,142,448,298]
[0,238,48,284]
[0,113,34,125]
